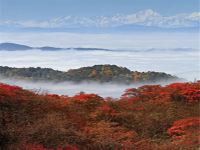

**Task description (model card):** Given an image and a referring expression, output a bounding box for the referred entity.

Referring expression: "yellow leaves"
[132,72,141,82]
[88,69,97,78]
[102,66,113,76]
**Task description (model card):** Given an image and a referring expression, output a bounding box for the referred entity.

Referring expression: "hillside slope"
[0,65,179,83]
[0,81,199,149]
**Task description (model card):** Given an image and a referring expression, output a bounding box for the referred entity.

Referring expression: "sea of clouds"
[0,32,199,97]
[0,77,179,98]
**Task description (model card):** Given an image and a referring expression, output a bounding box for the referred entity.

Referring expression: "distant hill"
[0,43,65,51]
[0,65,180,84]
[38,46,64,51]
[0,42,197,52]
[0,42,110,51]
[0,43,32,51]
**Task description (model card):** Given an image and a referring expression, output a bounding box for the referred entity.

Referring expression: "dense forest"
[0,65,179,84]
[0,81,199,150]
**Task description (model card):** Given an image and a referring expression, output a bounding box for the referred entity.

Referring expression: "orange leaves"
[64,145,79,150]
[121,82,200,104]
[22,143,79,150]
[45,94,70,108]
[0,83,22,91]
[121,88,139,99]
[22,143,48,150]
[98,104,114,113]
[72,93,103,102]
[167,82,200,103]
[180,88,200,103]
[0,82,199,149]
[83,121,137,148]
[167,117,200,147]
[0,83,22,98]
[167,117,200,137]
[0,83,31,102]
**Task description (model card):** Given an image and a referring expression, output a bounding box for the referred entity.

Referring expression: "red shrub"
[22,143,48,150]
[167,117,200,137]
[121,82,200,104]
[167,117,200,147]
[167,82,200,103]
[0,83,22,97]
[72,93,103,102]
[22,144,79,150]
[0,83,31,102]
[64,145,79,150]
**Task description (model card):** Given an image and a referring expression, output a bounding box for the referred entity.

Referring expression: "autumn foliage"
[167,117,200,148]
[122,82,200,103]
[0,81,199,150]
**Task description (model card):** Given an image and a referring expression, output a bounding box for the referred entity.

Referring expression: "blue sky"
[0,0,199,20]
[0,0,199,31]
[0,0,199,81]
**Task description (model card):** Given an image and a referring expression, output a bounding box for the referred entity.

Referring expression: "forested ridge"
[0,81,199,150]
[0,65,179,83]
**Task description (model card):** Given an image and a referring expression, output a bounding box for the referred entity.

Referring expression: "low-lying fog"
[0,32,199,81]
[0,32,199,96]
[0,78,178,98]
[0,48,199,81]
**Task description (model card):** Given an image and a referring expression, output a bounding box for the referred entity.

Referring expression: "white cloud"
[0,31,199,81]
[0,44,199,81]
[0,9,199,29]
[111,9,200,28]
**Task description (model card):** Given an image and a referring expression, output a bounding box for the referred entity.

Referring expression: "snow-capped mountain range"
[0,9,199,30]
